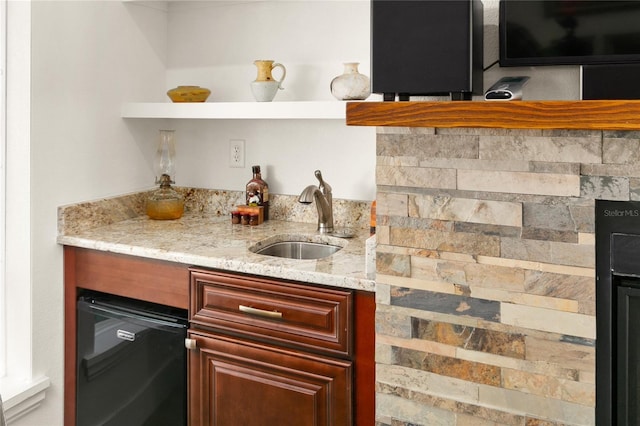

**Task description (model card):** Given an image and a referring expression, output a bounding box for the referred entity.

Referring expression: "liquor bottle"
[246,165,269,220]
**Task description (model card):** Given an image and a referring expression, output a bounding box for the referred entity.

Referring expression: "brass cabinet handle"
[239,304,283,319]
[185,338,197,350]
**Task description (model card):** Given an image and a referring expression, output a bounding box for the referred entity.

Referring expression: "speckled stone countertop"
[57,189,375,292]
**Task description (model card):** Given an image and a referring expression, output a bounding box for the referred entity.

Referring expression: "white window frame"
[0,1,49,423]
[0,0,6,381]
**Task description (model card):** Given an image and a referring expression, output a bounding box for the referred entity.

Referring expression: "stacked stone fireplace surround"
[373,125,640,425]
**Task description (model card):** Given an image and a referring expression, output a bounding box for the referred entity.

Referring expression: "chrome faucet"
[299,170,333,233]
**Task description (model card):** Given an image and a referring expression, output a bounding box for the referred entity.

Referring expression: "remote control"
[484,76,530,101]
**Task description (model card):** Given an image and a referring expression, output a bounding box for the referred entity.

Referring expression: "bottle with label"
[246,165,269,220]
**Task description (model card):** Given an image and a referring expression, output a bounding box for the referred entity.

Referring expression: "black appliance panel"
[617,282,640,425]
[76,292,188,426]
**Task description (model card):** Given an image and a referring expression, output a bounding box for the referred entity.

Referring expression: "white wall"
[17,1,585,425]
[22,2,375,424]
[162,0,377,200]
[19,2,168,425]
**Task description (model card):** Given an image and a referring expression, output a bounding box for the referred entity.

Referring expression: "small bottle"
[246,165,269,220]
[231,211,241,225]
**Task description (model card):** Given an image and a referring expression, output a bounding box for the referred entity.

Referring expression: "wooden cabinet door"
[188,330,352,426]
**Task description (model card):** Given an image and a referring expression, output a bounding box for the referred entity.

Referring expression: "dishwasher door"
[76,293,188,426]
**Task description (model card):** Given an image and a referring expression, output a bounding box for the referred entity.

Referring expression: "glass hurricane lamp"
[146,130,184,220]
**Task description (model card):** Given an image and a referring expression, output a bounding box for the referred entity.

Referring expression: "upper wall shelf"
[346,100,640,130]
[121,101,348,120]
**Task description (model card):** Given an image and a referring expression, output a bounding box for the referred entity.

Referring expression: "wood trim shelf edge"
[346,100,640,130]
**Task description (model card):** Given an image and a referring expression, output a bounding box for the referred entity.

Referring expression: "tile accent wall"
[374,127,640,425]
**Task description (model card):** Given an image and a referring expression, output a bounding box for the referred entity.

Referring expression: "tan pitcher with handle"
[251,60,286,102]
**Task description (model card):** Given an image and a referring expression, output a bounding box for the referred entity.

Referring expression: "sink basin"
[254,241,342,260]
[249,234,348,260]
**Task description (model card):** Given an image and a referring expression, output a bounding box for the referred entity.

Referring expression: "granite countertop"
[57,191,375,292]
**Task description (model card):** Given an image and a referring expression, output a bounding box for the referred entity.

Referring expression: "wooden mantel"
[346,100,640,130]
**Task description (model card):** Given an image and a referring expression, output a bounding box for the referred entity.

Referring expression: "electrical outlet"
[229,139,245,168]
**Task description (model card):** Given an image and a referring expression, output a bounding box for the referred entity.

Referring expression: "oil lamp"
[146,130,184,220]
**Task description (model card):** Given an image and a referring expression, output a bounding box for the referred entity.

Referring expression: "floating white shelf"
[121,101,348,120]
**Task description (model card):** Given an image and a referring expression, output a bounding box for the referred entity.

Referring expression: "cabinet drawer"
[189,269,353,357]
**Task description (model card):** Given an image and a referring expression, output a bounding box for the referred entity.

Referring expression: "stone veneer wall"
[374,127,640,425]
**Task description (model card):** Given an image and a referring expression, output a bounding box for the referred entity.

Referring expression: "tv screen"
[500,1,640,66]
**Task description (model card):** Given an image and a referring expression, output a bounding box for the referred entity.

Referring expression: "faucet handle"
[314,170,331,193]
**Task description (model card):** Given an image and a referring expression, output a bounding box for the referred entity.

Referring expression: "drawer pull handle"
[185,338,197,350]
[239,305,283,319]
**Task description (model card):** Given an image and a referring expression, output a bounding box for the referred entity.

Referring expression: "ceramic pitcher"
[251,60,286,102]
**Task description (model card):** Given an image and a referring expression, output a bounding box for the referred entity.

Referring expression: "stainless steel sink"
[254,241,342,260]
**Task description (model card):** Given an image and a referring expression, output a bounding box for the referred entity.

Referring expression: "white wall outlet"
[229,139,245,168]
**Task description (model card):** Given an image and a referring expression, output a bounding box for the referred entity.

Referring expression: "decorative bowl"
[167,86,211,103]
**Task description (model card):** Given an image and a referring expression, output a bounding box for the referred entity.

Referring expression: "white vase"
[330,62,371,101]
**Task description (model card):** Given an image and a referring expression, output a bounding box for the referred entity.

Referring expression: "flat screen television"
[500,1,640,67]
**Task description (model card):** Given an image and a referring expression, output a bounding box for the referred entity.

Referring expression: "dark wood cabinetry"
[187,268,375,426]
[64,247,374,426]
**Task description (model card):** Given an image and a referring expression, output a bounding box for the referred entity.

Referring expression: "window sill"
[0,376,50,424]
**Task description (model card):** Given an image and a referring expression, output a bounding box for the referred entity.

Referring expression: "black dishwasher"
[76,291,188,426]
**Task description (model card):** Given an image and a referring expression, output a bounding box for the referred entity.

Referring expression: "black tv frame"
[499,0,640,67]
